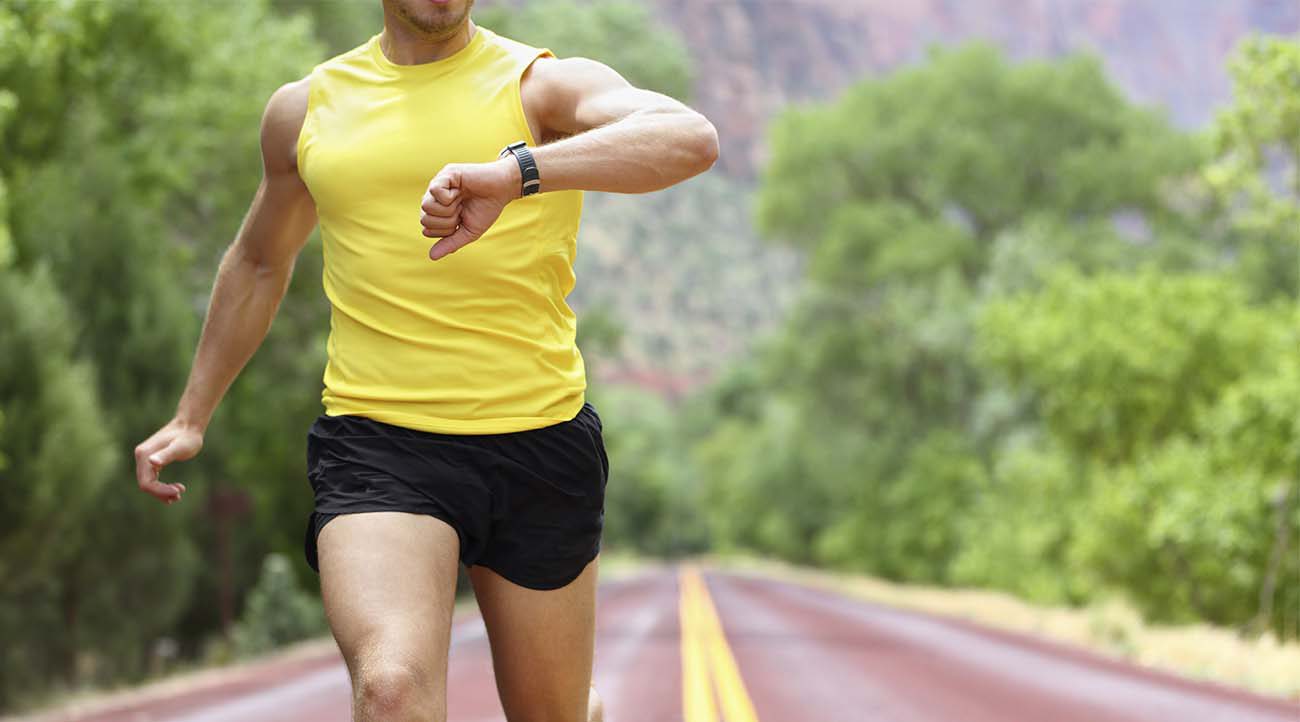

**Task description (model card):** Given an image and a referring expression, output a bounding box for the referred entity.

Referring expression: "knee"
[354,661,439,722]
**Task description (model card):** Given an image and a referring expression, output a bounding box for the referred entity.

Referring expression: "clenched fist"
[420,156,522,261]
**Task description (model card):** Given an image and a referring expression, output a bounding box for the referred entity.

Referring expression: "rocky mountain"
[647,0,1300,177]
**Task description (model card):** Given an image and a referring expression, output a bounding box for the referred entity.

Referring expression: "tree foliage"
[689,39,1300,638]
[1205,37,1300,300]
[977,270,1285,464]
[0,0,321,709]
[758,45,1199,248]
[476,0,693,100]
[231,554,327,657]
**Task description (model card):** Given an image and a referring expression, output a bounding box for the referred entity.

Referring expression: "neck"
[379,16,476,65]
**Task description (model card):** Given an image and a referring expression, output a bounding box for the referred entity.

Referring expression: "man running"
[131,0,719,719]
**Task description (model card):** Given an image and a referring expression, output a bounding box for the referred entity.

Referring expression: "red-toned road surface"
[34,567,1300,722]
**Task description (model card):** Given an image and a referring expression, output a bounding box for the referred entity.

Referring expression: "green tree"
[951,437,1086,604]
[696,44,1201,585]
[976,270,1284,465]
[476,0,693,100]
[0,265,118,705]
[231,554,327,657]
[593,385,707,556]
[691,33,1300,641]
[1205,37,1300,301]
[758,45,1199,248]
[1085,341,1300,632]
[977,271,1293,625]
[0,0,321,707]
[1203,348,1300,635]
[272,0,382,56]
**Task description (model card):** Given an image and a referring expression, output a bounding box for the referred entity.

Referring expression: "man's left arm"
[420,57,718,260]
[523,56,719,193]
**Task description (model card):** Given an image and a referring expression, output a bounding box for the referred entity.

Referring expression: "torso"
[290,25,588,434]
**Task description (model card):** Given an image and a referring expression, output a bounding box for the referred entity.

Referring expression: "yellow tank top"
[297,26,586,434]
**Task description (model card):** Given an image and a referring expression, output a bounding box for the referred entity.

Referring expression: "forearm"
[531,107,718,194]
[174,248,293,432]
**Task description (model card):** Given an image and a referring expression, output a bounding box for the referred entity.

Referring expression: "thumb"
[149,435,197,467]
[428,224,479,261]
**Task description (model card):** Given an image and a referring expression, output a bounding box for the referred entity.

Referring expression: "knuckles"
[422,194,460,214]
[419,214,455,231]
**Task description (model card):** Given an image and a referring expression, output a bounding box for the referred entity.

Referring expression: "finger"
[420,192,461,218]
[144,481,184,503]
[428,171,461,206]
[433,185,462,208]
[148,435,199,468]
[145,462,186,501]
[421,218,460,237]
[138,473,184,502]
[420,207,461,230]
[429,225,479,260]
[134,437,167,488]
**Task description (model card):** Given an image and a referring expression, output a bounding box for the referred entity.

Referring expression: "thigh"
[317,511,461,698]
[470,554,600,722]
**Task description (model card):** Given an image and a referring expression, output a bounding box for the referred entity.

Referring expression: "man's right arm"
[133,78,317,504]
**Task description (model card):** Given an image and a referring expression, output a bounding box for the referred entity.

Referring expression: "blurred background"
[1,0,1298,715]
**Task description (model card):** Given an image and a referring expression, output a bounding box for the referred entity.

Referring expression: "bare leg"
[470,555,602,722]
[317,511,461,722]
[588,685,605,722]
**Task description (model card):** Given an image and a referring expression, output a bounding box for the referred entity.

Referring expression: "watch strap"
[500,140,541,196]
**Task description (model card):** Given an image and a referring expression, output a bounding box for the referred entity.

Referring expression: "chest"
[302,81,524,216]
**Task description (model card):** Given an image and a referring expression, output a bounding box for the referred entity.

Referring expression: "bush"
[230,554,327,658]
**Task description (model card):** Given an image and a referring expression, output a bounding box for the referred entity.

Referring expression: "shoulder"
[525,56,625,90]
[261,77,311,173]
[266,77,310,125]
[258,38,375,171]
[521,56,629,127]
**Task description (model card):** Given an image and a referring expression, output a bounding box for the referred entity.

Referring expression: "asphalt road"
[32,566,1300,722]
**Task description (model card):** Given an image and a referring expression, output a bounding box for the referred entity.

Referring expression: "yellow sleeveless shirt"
[297,26,586,434]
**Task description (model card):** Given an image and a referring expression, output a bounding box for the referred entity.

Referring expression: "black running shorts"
[302,402,608,590]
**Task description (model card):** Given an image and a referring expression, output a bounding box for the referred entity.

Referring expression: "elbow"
[228,243,292,283]
[687,112,720,174]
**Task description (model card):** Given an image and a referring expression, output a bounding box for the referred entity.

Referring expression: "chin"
[391,0,473,37]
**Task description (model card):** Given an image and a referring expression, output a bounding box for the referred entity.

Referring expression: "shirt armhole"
[295,69,320,184]
[512,48,554,148]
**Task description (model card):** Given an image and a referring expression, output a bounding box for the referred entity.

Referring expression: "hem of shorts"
[471,544,601,591]
[308,506,467,573]
[322,396,586,435]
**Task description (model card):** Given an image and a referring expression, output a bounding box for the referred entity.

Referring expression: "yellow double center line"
[679,567,761,722]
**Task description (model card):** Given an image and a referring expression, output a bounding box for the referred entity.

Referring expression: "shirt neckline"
[367,24,489,78]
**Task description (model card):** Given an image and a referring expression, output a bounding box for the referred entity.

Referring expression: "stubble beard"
[393,0,474,40]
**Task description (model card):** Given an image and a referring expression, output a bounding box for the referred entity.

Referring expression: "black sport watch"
[499,140,541,197]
